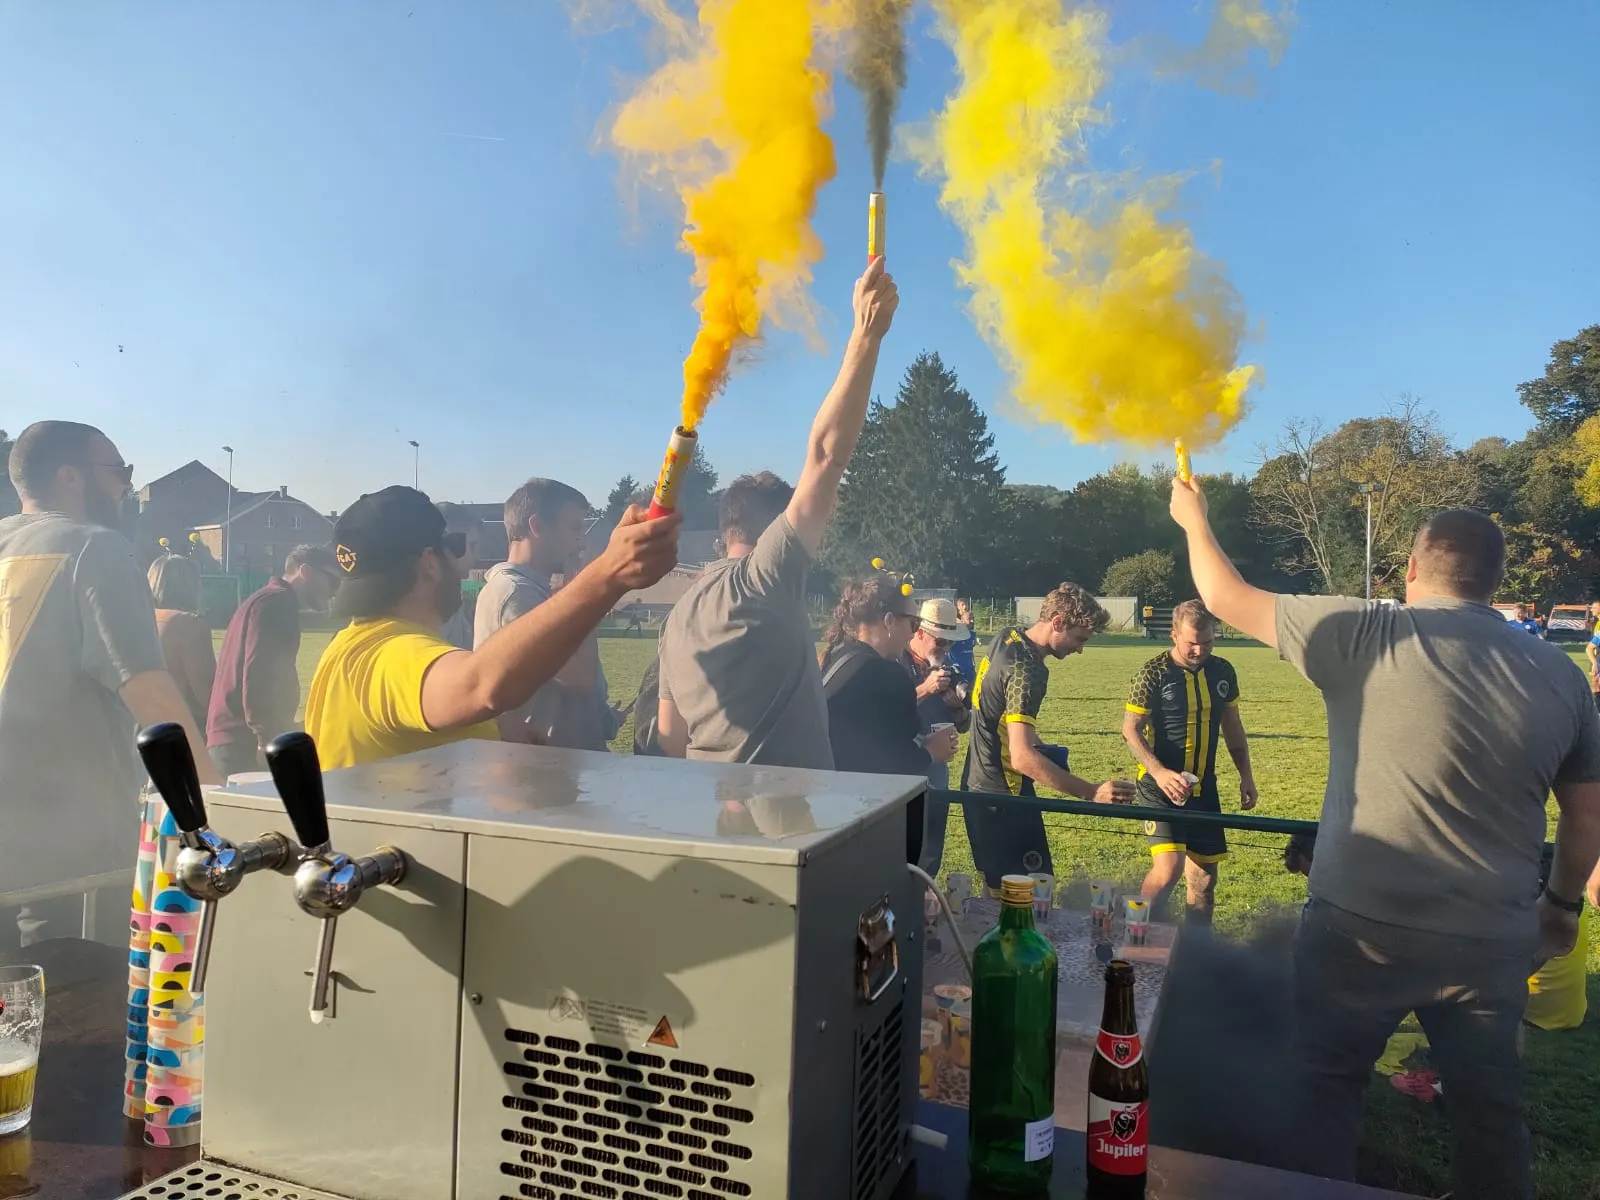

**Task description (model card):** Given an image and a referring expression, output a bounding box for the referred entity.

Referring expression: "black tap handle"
[136,722,207,833]
[266,731,331,850]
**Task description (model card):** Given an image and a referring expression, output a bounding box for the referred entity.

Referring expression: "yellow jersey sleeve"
[367,631,460,734]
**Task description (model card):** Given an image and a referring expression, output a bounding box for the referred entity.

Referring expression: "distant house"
[134,461,234,562]
[191,488,335,577]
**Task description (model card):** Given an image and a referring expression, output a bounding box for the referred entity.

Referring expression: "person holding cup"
[1122,599,1258,924]
[903,598,975,872]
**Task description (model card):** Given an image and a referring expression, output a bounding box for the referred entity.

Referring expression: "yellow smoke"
[610,0,836,431]
[1153,0,1295,92]
[914,0,1279,448]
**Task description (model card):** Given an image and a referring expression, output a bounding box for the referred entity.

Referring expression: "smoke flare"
[611,0,836,431]
[913,0,1282,449]
[836,0,915,189]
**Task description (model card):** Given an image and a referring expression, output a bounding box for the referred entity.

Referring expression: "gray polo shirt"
[657,516,831,769]
[1,513,166,893]
[1277,594,1600,944]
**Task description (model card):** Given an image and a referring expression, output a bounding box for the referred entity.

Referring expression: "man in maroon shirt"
[206,544,339,776]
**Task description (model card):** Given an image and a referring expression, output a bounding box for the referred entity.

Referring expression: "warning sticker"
[544,990,685,1050]
[647,1016,678,1050]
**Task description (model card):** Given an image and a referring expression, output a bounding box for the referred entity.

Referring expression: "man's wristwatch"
[1542,887,1584,914]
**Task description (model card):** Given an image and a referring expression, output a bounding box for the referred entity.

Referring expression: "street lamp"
[408,440,420,490]
[1359,483,1383,600]
[221,446,235,573]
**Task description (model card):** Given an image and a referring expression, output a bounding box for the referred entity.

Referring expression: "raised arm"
[1169,477,1279,647]
[785,258,899,554]
[420,508,680,731]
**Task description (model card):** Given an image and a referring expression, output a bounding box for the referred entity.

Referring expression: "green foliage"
[824,351,1007,590]
[1100,549,1178,604]
[1519,324,1600,434]
[1497,521,1596,607]
[603,474,641,525]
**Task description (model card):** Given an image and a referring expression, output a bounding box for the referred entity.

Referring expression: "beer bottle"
[968,874,1059,1193]
[1086,960,1149,1197]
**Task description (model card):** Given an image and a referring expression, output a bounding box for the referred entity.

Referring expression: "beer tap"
[135,722,293,995]
[265,732,408,1021]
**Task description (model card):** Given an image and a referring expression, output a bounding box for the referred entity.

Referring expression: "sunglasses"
[442,532,470,558]
[81,461,134,485]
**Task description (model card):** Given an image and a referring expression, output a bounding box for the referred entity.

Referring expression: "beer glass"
[0,966,45,1135]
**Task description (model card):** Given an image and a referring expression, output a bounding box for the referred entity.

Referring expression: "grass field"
[272,627,1600,1199]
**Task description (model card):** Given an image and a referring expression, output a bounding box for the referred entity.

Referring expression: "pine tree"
[603,475,640,525]
[825,352,1006,591]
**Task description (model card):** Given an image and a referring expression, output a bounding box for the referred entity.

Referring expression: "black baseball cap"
[332,486,447,579]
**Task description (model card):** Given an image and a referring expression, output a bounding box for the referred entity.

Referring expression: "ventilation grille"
[849,1000,906,1200]
[499,1028,760,1200]
[117,1164,351,1200]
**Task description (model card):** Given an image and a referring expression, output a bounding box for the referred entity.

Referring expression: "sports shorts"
[1134,772,1227,863]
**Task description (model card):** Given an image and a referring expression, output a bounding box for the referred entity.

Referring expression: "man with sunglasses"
[305,485,678,769]
[206,544,341,777]
[2,421,218,947]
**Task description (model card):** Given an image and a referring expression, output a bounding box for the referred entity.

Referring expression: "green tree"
[674,445,720,531]
[825,352,1007,591]
[1498,521,1596,607]
[603,474,641,525]
[1518,324,1600,434]
[0,430,16,517]
[1101,549,1178,604]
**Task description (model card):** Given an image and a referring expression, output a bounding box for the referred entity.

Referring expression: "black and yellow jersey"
[1125,651,1239,784]
[965,627,1051,795]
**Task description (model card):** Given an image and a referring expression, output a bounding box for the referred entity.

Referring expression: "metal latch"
[855,895,899,1003]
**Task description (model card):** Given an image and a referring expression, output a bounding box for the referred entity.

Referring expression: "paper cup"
[919,1020,943,1097]
[1029,873,1055,922]
[1124,896,1151,946]
[933,983,971,1012]
[948,999,973,1068]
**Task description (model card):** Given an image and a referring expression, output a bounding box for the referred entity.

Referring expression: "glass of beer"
[0,966,46,1135]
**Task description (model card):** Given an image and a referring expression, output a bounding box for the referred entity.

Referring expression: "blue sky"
[2,2,1596,516]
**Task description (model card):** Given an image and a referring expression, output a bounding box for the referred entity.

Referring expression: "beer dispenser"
[134,723,294,995]
[115,734,925,1200]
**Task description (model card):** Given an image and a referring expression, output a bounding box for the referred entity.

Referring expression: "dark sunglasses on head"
[442,532,470,558]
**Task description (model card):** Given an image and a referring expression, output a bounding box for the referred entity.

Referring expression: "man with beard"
[1,421,217,946]
[1122,599,1258,924]
[475,479,605,749]
[305,486,678,769]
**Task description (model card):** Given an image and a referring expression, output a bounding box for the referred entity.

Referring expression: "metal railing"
[0,869,133,942]
[928,788,1320,837]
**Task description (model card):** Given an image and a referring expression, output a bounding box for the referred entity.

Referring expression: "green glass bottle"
[968,874,1059,1193]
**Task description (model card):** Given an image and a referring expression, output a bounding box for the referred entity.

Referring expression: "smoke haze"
[911,0,1291,450]
[833,0,915,189]
[609,0,836,432]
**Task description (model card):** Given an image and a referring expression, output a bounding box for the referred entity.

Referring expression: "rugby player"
[962,582,1134,888]
[1122,600,1258,923]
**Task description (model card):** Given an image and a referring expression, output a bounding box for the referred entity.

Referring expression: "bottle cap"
[999,875,1035,908]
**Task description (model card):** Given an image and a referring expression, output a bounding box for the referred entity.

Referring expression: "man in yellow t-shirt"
[307,485,680,769]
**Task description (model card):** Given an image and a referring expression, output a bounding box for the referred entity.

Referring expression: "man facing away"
[1,421,218,946]
[435,503,483,652]
[1169,477,1600,1200]
[474,479,605,749]
[962,583,1135,887]
[903,598,973,874]
[206,544,340,777]
[305,485,677,769]
[1122,599,1258,924]
[655,257,899,767]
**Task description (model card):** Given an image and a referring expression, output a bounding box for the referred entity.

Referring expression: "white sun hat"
[918,597,971,641]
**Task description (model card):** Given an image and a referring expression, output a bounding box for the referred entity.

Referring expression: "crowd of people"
[4,255,1600,1199]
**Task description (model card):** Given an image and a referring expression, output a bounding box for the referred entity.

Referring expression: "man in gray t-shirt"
[475,478,605,750]
[1171,482,1600,1200]
[656,258,900,767]
[2,422,217,946]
